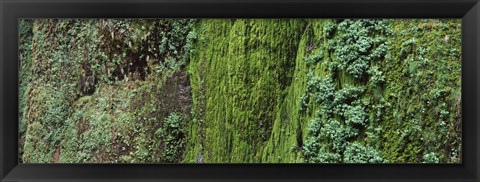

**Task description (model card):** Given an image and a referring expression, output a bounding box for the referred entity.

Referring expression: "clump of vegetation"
[297,20,389,163]
[156,112,185,163]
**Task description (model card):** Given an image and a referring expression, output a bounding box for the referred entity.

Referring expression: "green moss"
[22,122,52,163]
[380,19,461,163]
[186,19,306,163]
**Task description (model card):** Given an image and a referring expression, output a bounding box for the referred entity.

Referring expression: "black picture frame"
[1,0,479,181]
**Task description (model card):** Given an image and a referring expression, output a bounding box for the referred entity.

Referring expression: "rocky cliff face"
[19,19,461,163]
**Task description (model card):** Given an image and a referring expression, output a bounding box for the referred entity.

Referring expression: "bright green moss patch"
[185,19,306,163]
[19,19,461,163]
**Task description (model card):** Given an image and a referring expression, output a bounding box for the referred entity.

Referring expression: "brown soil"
[53,147,61,163]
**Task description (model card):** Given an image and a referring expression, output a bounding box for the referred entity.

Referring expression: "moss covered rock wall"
[19,19,461,163]
[20,19,196,163]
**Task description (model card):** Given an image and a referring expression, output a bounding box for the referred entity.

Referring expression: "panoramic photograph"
[18,19,461,163]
